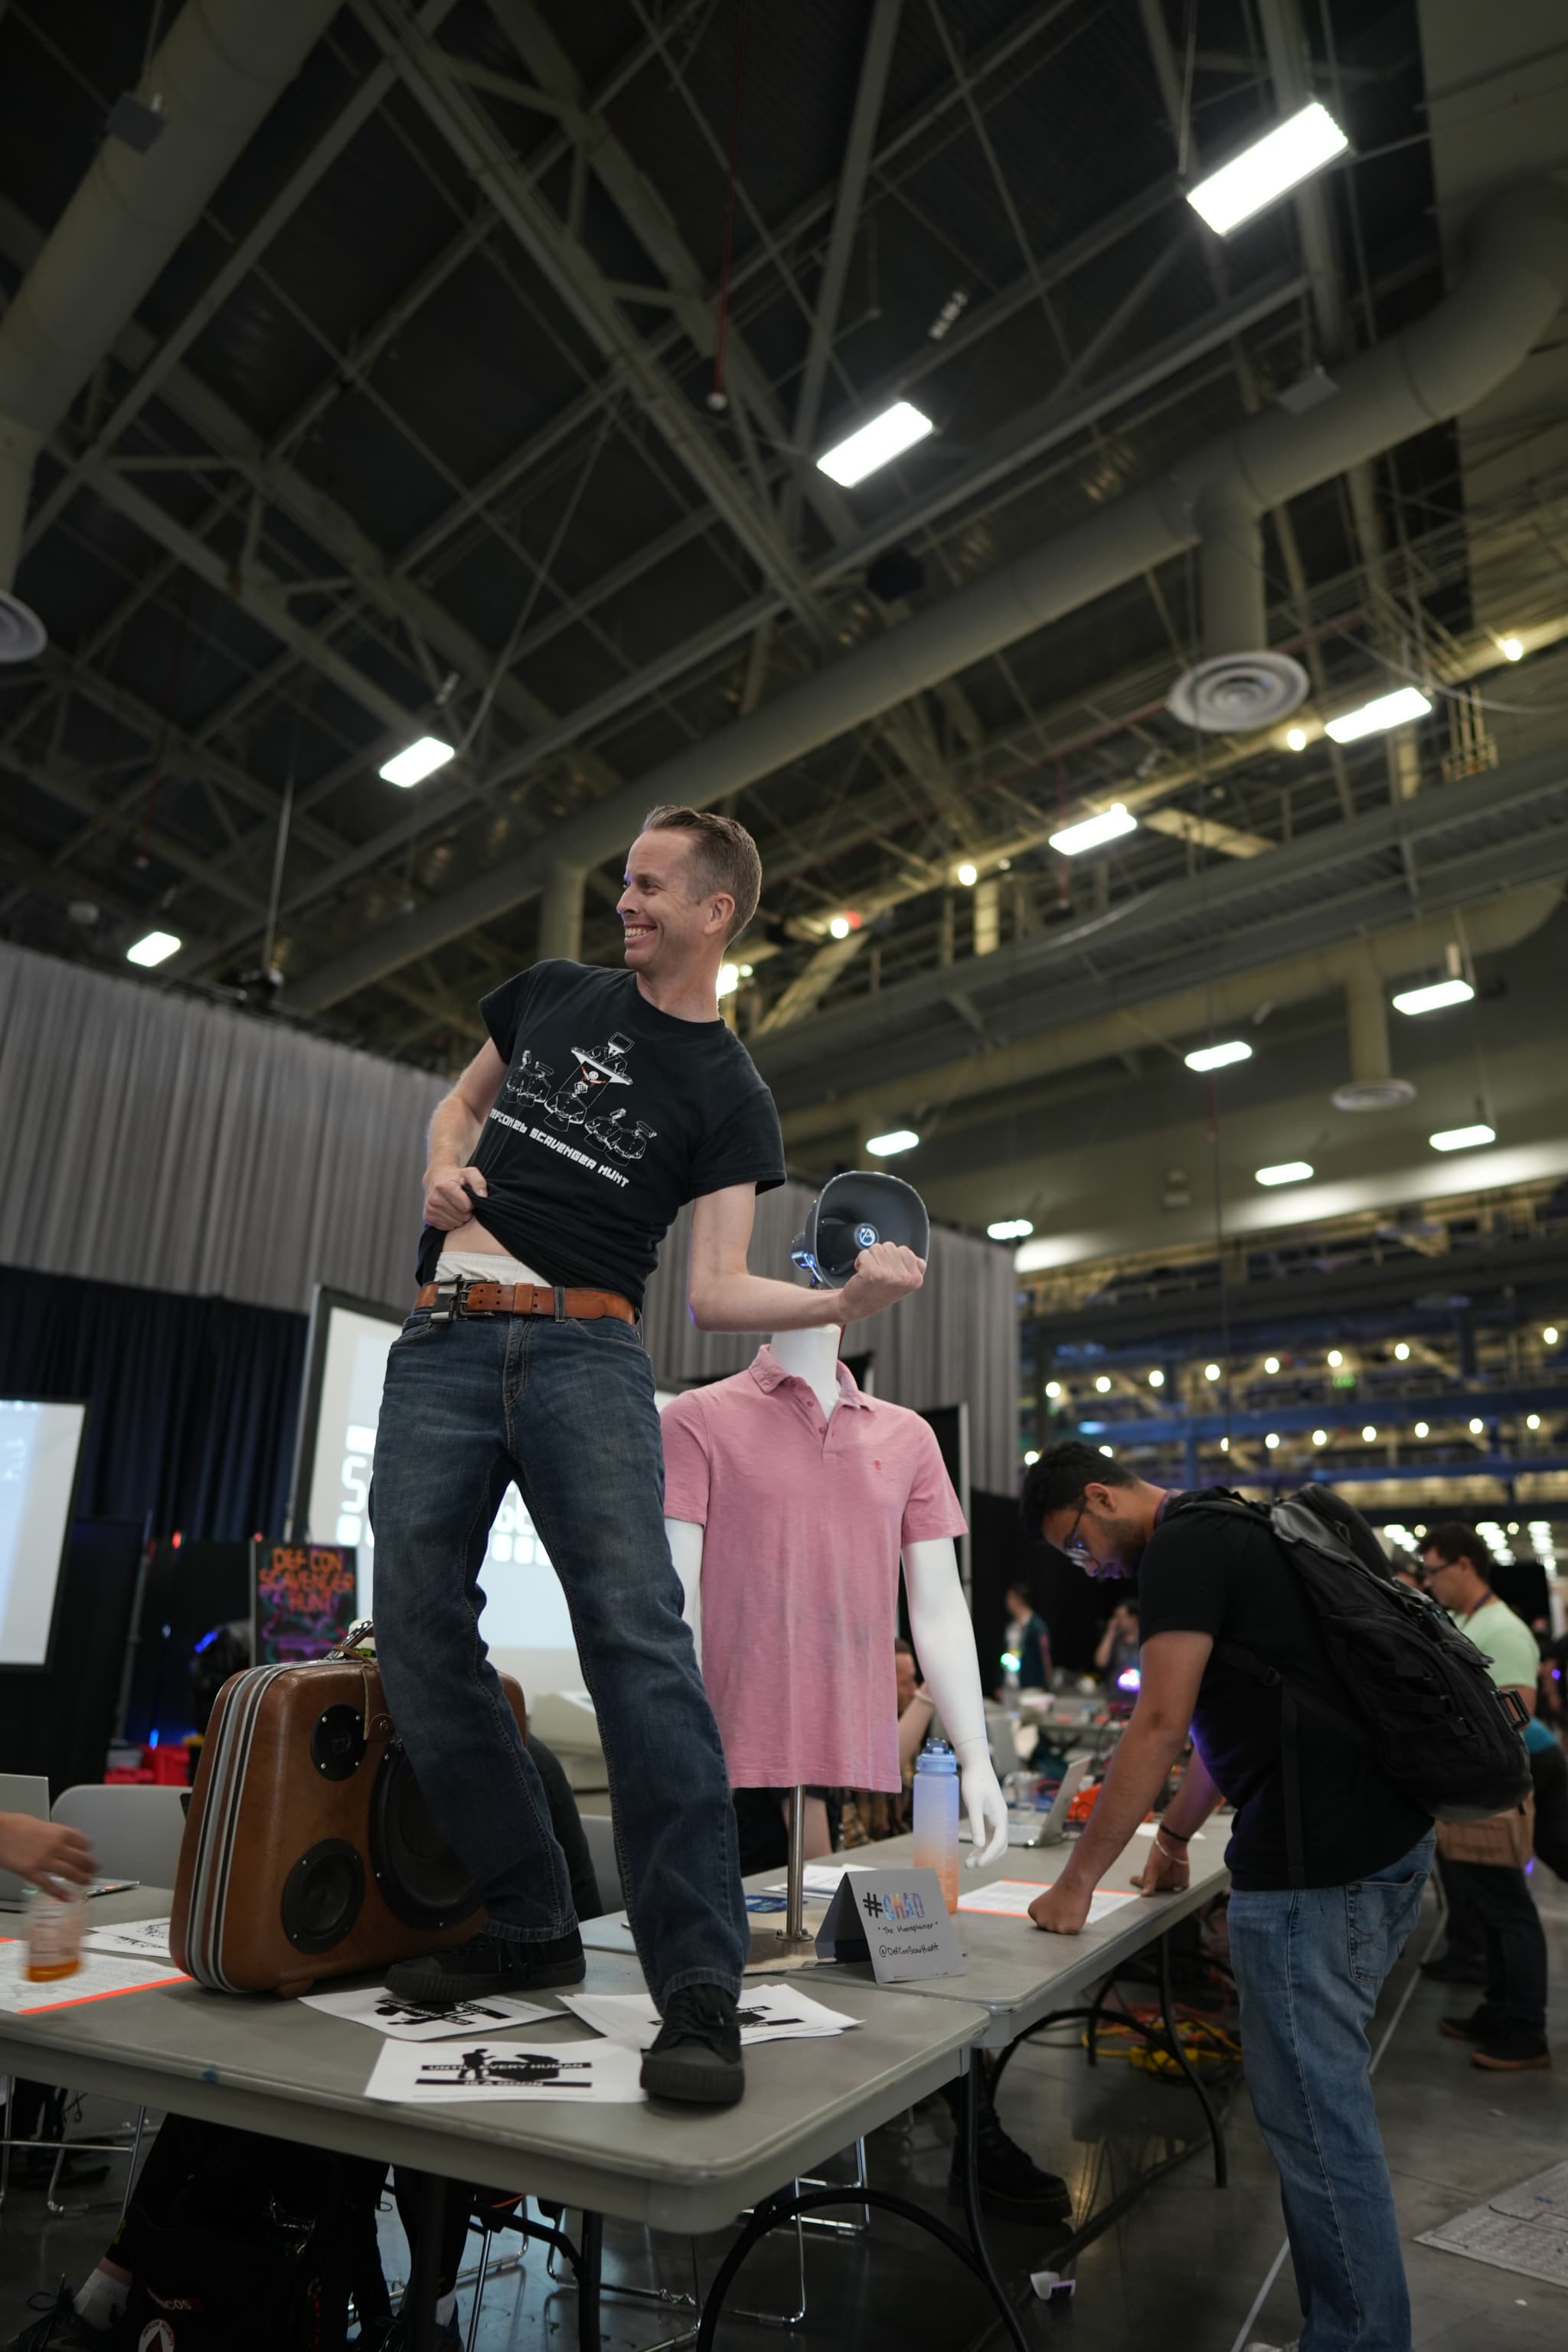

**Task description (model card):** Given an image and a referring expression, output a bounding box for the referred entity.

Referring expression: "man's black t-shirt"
[414,961,786,1310]
[1137,1488,1430,1890]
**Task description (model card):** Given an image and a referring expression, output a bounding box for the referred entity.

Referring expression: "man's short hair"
[1421,1521,1485,1572]
[1021,1441,1135,1536]
[1006,1580,1033,1608]
[641,805,763,943]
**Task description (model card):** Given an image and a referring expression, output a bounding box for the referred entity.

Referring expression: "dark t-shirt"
[415,961,786,1310]
[1137,1488,1431,1890]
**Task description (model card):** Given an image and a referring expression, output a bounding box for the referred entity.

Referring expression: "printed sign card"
[815,1864,965,1982]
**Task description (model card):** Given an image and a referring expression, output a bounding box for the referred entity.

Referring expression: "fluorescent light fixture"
[1204,1363,1221,1382]
[379,734,455,787]
[1393,977,1474,1016]
[1148,1368,1165,1387]
[126,929,181,968]
[1325,685,1431,743]
[1264,1356,1281,1375]
[1501,635,1523,661]
[1285,724,1308,751]
[866,1128,919,1157]
[956,862,978,887]
[1393,1342,1410,1361]
[1187,101,1350,236]
[1468,1416,1485,1436]
[817,400,933,487]
[1185,1039,1253,1072]
[1095,1375,1112,1393]
[987,1218,1034,1240]
[1049,802,1137,856]
[1362,1426,1377,1442]
[1312,1429,1328,1446]
[717,962,739,997]
[1256,1160,1313,1186]
[828,915,851,939]
[1265,1432,1280,1449]
[1414,1421,1429,1439]
[1429,1122,1494,1152]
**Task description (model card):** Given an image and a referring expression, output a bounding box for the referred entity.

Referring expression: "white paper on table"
[364,2036,646,2104]
[301,1983,556,2042]
[83,1916,175,1965]
[0,1940,187,2013]
[760,1862,877,1901]
[956,1880,1138,1924]
[560,1984,860,2051]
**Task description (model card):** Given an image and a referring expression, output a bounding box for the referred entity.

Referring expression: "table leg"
[404,2171,446,2352]
[1157,1929,1227,2188]
[577,2208,603,2352]
[959,2050,1031,2352]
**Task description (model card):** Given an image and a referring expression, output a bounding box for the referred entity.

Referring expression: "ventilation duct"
[0,0,341,662]
[285,179,1568,1014]
[1167,483,1309,731]
[1334,949,1416,1112]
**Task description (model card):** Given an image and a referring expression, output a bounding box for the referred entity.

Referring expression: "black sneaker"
[1420,1953,1488,1986]
[1471,2031,1551,2073]
[5,2288,128,2350]
[639,1986,745,2106]
[947,2119,1073,2225]
[384,1927,584,2010]
[1439,2007,1504,2043]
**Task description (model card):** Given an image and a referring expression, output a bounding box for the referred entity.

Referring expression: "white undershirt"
[436,1247,548,1285]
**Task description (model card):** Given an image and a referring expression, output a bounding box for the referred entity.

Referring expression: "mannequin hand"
[835,1242,925,1325]
[959,1759,1009,1867]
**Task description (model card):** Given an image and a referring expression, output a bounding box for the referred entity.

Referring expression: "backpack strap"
[1215,1639,1367,1891]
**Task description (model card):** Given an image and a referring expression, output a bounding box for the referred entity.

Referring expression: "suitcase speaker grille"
[370,1741,475,1930]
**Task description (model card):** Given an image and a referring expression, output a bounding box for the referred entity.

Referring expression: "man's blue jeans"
[370,1305,747,2004]
[1228,1834,1434,2352]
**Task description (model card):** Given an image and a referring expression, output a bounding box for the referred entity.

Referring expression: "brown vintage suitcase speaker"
[171,1628,526,1996]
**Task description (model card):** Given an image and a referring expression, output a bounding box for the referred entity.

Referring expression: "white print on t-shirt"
[499,1028,659,1174]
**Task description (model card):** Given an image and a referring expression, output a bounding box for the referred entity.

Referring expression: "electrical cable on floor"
[1225,1886,1449,2352]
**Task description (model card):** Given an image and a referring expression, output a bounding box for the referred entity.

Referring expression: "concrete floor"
[2,1876,1565,2351]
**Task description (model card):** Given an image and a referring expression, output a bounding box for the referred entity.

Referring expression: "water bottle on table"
[912,1738,960,1913]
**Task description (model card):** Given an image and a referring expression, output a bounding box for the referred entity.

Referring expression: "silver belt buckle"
[427,1276,466,1325]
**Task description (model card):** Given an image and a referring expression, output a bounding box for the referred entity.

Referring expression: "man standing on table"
[371,806,924,2108]
[1021,1442,1433,2352]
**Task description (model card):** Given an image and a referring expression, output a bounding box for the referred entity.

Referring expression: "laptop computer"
[0,1775,138,1909]
[961,1752,1091,1847]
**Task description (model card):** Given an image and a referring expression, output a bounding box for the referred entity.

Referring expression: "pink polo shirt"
[660,1345,967,1790]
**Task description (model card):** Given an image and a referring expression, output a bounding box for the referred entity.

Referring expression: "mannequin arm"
[665,1517,704,1664]
[903,1537,1008,1867]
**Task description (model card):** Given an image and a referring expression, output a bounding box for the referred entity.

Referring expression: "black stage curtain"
[0,1265,307,1542]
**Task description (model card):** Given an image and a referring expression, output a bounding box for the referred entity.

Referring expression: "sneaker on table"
[639,1985,745,2106]
[384,1926,584,2009]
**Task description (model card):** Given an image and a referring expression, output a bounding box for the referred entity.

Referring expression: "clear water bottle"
[24,1885,87,1984]
[912,1739,960,1913]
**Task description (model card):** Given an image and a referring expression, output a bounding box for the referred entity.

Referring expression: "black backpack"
[1180,1483,1531,1884]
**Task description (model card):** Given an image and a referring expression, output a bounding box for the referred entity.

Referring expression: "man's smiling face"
[618,828,716,978]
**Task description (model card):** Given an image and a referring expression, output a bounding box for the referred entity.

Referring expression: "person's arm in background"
[1093,1615,1116,1671]
[1029,1630,1214,1932]
[0,1814,93,1900]
[897,1684,939,1775]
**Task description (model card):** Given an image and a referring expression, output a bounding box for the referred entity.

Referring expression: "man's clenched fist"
[835,1240,926,1326]
[423,1164,487,1230]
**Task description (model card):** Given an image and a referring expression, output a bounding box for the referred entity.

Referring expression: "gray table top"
[586,1821,1231,2051]
[0,1893,986,2235]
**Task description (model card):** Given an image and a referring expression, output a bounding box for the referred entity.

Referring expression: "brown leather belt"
[414,1278,635,1325]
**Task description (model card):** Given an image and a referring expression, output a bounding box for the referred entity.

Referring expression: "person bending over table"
[1021,1443,1433,2352]
[370,805,923,2109]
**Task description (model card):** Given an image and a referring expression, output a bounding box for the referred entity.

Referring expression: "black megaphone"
[790,1169,930,1289]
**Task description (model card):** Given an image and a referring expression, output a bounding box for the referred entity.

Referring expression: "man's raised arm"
[688,1183,926,1334]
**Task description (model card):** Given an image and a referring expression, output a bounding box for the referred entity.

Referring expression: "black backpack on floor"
[1181,1484,1531,1883]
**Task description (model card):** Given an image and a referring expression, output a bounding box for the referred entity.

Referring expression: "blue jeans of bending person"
[1228,1834,1434,2352]
[370,1305,747,2004]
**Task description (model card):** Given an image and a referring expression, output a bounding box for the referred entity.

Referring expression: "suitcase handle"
[327,1619,377,1660]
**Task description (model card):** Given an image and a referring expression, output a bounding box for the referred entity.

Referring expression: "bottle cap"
[916,1739,958,1773]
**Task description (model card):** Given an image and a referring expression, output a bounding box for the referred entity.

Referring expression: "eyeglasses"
[1060,1498,1093,1566]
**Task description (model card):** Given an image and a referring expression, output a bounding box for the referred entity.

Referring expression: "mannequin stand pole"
[746,1783,821,1971]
